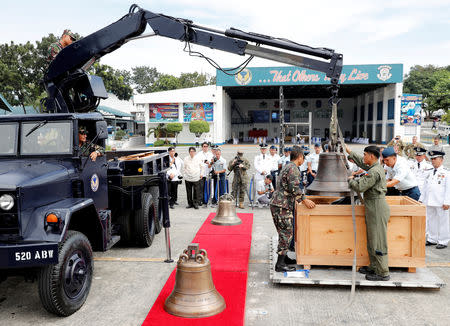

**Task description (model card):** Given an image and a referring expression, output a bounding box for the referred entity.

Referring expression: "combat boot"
[284,254,297,265]
[239,201,245,209]
[275,254,296,272]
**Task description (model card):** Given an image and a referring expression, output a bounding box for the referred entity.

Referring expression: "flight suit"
[348,152,390,277]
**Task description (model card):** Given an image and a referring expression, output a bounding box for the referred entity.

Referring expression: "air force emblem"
[235,68,252,85]
[90,173,99,192]
[377,65,392,81]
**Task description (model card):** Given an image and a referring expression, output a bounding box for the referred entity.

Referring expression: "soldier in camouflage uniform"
[346,145,391,281]
[228,150,250,209]
[78,126,105,161]
[269,147,316,272]
[47,29,77,63]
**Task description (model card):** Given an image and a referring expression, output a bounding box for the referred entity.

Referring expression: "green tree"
[148,123,166,140]
[189,120,210,137]
[427,70,450,115]
[0,41,40,113]
[403,65,450,118]
[166,122,183,144]
[131,66,160,93]
[151,74,181,92]
[178,72,215,88]
[90,63,133,100]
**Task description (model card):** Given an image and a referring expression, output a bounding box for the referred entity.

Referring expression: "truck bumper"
[0,242,59,269]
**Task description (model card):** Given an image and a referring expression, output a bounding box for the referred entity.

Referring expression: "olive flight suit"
[348,152,390,277]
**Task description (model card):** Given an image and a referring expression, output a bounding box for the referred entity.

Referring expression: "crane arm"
[44,5,343,113]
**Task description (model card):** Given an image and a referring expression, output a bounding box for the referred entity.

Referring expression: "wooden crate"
[295,196,426,271]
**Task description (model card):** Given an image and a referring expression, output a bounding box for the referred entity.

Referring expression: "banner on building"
[400,94,422,126]
[183,102,214,122]
[149,103,179,122]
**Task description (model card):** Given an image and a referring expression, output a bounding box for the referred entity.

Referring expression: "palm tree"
[147,123,166,141]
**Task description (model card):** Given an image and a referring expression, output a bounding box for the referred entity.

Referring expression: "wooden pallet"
[270,237,445,289]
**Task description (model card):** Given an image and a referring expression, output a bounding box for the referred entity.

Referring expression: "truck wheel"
[116,209,133,243]
[149,186,163,234]
[38,231,93,316]
[134,192,155,247]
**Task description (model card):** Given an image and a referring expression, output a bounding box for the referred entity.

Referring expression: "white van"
[437,124,450,138]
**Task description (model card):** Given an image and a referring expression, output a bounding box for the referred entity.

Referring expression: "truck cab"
[0,112,167,316]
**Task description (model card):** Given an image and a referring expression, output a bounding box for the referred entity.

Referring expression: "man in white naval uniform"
[254,143,273,185]
[268,145,281,189]
[419,150,450,249]
[410,147,433,195]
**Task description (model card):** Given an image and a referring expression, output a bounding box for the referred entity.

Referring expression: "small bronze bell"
[164,244,226,318]
[306,152,351,196]
[211,194,242,225]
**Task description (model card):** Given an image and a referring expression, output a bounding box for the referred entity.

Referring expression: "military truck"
[0,3,343,317]
[0,111,169,315]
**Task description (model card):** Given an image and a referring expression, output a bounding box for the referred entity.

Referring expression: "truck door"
[80,155,108,210]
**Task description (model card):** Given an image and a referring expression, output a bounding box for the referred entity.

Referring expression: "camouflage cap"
[78,126,88,134]
[62,29,77,41]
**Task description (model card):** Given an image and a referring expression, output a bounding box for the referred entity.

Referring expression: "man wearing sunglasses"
[47,29,77,63]
[78,127,104,162]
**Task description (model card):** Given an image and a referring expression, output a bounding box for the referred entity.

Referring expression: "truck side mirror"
[96,121,108,140]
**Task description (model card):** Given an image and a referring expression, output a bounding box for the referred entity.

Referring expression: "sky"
[1,0,449,77]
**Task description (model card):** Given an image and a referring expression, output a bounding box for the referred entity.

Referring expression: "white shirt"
[254,153,273,179]
[419,165,450,207]
[299,159,308,172]
[409,159,433,191]
[307,152,320,171]
[255,179,273,200]
[196,150,213,177]
[167,156,183,181]
[279,155,290,168]
[182,155,203,182]
[386,157,418,190]
[269,153,281,172]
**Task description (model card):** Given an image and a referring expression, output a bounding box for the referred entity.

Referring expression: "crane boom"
[44,5,343,113]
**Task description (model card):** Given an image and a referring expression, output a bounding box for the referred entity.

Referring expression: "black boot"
[284,254,297,265]
[275,254,296,272]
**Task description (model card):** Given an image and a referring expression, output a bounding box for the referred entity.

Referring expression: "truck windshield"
[0,123,18,155]
[21,121,73,155]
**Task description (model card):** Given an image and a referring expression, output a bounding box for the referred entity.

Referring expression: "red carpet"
[142,213,253,326]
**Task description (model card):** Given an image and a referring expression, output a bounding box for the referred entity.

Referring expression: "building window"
[360,105,365,122]
[377,101,383,120]
[388,99,395,120]
[368,103,373,121]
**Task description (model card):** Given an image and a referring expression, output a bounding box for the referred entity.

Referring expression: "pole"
[279,86,285,155]
[158,172,173,263]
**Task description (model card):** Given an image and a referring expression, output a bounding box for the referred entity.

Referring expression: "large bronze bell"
[306,152,351,196]
[164,244,226,318]
[211,194,242,225]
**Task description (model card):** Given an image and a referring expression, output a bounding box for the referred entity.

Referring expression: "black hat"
[259,143,268,149]
[428,150,445,159]
[414,147,427,155]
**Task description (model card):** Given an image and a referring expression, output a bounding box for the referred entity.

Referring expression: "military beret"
[284,147,290,152]
[428,150,445,159]
[270,145,277,150]
[414,147,427,155]
[314,143,321,148]
[63,29,77,41]
[259,143,268,149]
[381,147,396,158]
